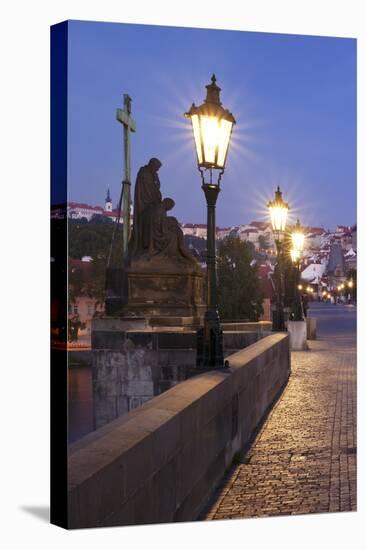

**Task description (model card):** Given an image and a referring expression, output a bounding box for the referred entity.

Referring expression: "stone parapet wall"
[91,323,268,429]
[68,332,290,528]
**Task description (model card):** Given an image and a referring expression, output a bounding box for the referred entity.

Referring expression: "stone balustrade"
[68,332,290,529]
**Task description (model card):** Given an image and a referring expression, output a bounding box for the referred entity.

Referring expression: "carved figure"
[129,158,195,264]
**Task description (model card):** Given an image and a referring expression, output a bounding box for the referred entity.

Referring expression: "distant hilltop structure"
[51,187,132,223]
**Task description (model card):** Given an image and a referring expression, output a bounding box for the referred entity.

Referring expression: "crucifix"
[116,94,136,259]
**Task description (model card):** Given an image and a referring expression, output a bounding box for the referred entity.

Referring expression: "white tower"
[105,187,112,212]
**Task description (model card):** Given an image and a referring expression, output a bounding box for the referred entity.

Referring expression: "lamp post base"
[271,308,286,332]
[196,311,224,369]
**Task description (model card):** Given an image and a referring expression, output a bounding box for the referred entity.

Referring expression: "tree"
[217,236,264,321]
[68,220,124,306]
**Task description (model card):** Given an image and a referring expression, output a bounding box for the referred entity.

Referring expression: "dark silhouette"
[129,158,195,264]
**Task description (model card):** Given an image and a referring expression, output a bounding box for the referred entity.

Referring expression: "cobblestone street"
[205,303,356,520]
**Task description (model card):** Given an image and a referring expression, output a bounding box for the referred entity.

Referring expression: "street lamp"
[290,219,305,321]
[291,219,305,253]
[185,75,236,368]
[267,186,289,331]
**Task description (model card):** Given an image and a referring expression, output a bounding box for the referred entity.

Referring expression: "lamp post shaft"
[292,261,304,321]
[273,238,286,332]
[196,184,224,368]
[204,184,219,310]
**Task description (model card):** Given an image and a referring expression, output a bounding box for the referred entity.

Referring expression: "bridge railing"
[68,332,290,529]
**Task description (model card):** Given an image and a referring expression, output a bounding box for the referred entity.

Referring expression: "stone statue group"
[128,158,196,266]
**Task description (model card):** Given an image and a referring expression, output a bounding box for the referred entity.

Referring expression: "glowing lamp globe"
[290,249,301,263]
[185,74,236,172]
[291,219,305,252]
[267,186,289,234]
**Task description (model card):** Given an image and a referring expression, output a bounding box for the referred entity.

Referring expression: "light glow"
[191,114,203,164]
[290,249,301,263]
[269,206,288,232]
[191,115,233,168]
[185,75,236,172]
[292,231,305,252]
[267,187,289,233]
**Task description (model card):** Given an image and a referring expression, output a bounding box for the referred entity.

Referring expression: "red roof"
[307,227,324,235]
[68,202,104,212]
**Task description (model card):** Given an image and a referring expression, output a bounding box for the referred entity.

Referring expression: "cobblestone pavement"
[204,304,356,520]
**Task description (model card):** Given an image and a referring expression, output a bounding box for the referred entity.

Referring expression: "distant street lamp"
[185,74,236,368]
[267,186,289,331]
[291,219,305,254]
[290,219,305,321]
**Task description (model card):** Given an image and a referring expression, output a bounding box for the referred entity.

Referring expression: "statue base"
[124,256,205,322]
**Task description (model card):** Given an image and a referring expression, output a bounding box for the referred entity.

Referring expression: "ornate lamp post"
[290,219,305,321]
[267,186,289,331]
[185,75,236,368]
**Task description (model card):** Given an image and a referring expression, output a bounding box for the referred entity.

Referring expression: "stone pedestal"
[287,320,308,351]
[306,317,317,340]
[124,256,205,323]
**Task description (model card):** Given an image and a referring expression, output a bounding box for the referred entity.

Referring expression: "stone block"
[288,320,308,351]
[92,316,148,332]
[116,396,129,416]
[91,330,126,350]
[157,332,196,349]
[125,380,154,397]
[93,397,117,429]
[125,260,205,319]
[125,332,156,350]
[307,317,317,340]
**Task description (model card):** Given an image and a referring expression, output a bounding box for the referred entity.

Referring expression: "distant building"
[216,227,232,240]
[51,187,131,224]
[336,224,350,234]
[301,262,326,282]
[105,187,112,212]
[351,224,357,251]
[237,226,259,244]
[67,202,105,220]
[344,247,357,271]
[326,243,346,289]
[69,258,104,344]
[181,223,207,238]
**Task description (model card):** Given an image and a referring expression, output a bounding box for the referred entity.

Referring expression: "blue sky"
[66,20,356,229]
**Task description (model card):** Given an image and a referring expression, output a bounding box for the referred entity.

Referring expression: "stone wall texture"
[91,324,268,429]
[68,332,290,529]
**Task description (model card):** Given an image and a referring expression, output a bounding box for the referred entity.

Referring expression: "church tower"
[105,187,112,212]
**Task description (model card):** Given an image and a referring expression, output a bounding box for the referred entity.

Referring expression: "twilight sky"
[65,20,356,229]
